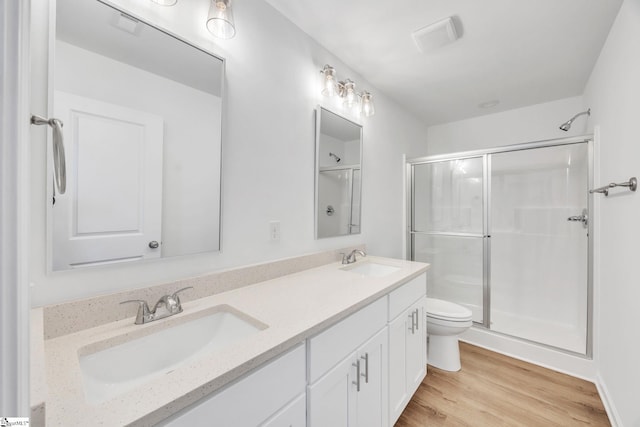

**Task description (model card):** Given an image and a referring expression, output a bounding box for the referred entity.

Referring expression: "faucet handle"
[120,299,152,325]
[171,287,193,300]
[340,253,349,264]
[169,287,193,310]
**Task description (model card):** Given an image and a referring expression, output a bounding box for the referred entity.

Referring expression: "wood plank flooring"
[396,342,610,427]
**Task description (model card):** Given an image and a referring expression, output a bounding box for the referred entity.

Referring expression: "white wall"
[425,96,588,156]
[29,0,429,306]
[583,0,640,424]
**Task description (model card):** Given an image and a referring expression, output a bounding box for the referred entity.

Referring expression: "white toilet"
[426,298,473,372]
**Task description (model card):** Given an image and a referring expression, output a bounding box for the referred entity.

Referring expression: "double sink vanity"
[32,253,429,426]
[27,1,431,425]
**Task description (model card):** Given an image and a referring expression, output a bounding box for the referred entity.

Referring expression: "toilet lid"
[426,298,473,321]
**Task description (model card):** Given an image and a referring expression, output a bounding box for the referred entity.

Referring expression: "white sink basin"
[341,262,401,277]
[79,305,266,404]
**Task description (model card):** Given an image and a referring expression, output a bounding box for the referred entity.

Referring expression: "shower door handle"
[567,209,588,228]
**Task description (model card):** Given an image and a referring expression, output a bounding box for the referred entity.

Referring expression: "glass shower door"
[489,144,589,353]
[411,157,486,323]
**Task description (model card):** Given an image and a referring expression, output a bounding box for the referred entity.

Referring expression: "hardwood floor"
[396,342,610,427]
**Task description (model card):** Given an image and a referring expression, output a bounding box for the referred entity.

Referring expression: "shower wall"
[317,168,360,238]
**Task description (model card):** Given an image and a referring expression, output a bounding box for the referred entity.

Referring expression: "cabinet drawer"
[160,344,306,426]
[308,297,387,383]
[389,273,426,320]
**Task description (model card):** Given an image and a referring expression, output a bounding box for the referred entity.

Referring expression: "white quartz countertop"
[40,256,428,426]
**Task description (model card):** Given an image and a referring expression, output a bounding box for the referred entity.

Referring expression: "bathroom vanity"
[32,254,428,426]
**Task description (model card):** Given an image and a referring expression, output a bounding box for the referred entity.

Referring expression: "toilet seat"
[426,298,473,322]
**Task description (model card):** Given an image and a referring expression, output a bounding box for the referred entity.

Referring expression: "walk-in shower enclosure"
[407,136,593,356]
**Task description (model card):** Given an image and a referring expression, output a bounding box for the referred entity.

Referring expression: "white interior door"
[52,91,164,269]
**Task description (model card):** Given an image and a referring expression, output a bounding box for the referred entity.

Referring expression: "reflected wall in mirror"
[315,107,363,239]
[51,0,223,270]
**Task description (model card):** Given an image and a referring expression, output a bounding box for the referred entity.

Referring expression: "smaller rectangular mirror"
[315,107,363,239]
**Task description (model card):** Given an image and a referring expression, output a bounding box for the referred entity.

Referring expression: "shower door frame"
[406,135,594,358]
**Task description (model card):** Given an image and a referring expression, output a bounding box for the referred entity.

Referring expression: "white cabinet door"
[308,351,356,427]
[388,297,427,425]
[406,297,427,394]
[388,308,410,423]
[309,327,388,427]
[354,328,388,427]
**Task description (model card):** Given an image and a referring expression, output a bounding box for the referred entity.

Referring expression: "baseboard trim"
[595,373,621,427]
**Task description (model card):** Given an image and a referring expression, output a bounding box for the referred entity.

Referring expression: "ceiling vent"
[412,17,459,53]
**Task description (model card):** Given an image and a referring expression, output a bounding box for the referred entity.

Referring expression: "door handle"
[567,208,588,228]
[148,240,160,249]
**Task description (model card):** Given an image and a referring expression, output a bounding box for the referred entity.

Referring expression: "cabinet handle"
[414,308,420,330]
[408,312,415,334]
[352,360,361,392]
[361,353,369,384]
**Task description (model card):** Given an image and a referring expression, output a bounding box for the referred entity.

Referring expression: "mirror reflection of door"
[315,107,363,239]
[52,91,163,269]
[50,0,224,271]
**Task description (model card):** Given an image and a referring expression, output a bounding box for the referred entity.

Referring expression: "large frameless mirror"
[315,106,363,239]
[50,0,224,270]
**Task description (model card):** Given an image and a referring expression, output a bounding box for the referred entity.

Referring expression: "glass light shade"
[361,91,375,117]
[150,0,177,5]
[342,79,357,108]
[320,65,337,97]
[207,0,236,39]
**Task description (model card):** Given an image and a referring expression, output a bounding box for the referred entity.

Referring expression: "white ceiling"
[265,0,623,125]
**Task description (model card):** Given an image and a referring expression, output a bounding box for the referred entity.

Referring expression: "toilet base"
[428,334,462,372]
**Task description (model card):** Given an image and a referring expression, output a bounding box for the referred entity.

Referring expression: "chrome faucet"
[120,287,193,325]
[341,249,367,264]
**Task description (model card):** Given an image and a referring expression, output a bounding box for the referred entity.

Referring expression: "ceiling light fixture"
[319,64,376,117]
[206,0,236,39]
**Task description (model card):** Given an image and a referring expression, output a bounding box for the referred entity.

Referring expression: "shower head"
[559,108,591,131]
[329,152,341,163]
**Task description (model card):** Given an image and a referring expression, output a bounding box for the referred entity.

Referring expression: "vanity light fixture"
[360,91,375,117]
[320,65,338,97]
[342,79,357,108]
[319,64,376,117]
[150,0,178,6]
[206,0,236,39]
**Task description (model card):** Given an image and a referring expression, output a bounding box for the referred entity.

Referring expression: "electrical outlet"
[269,221,280,241]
